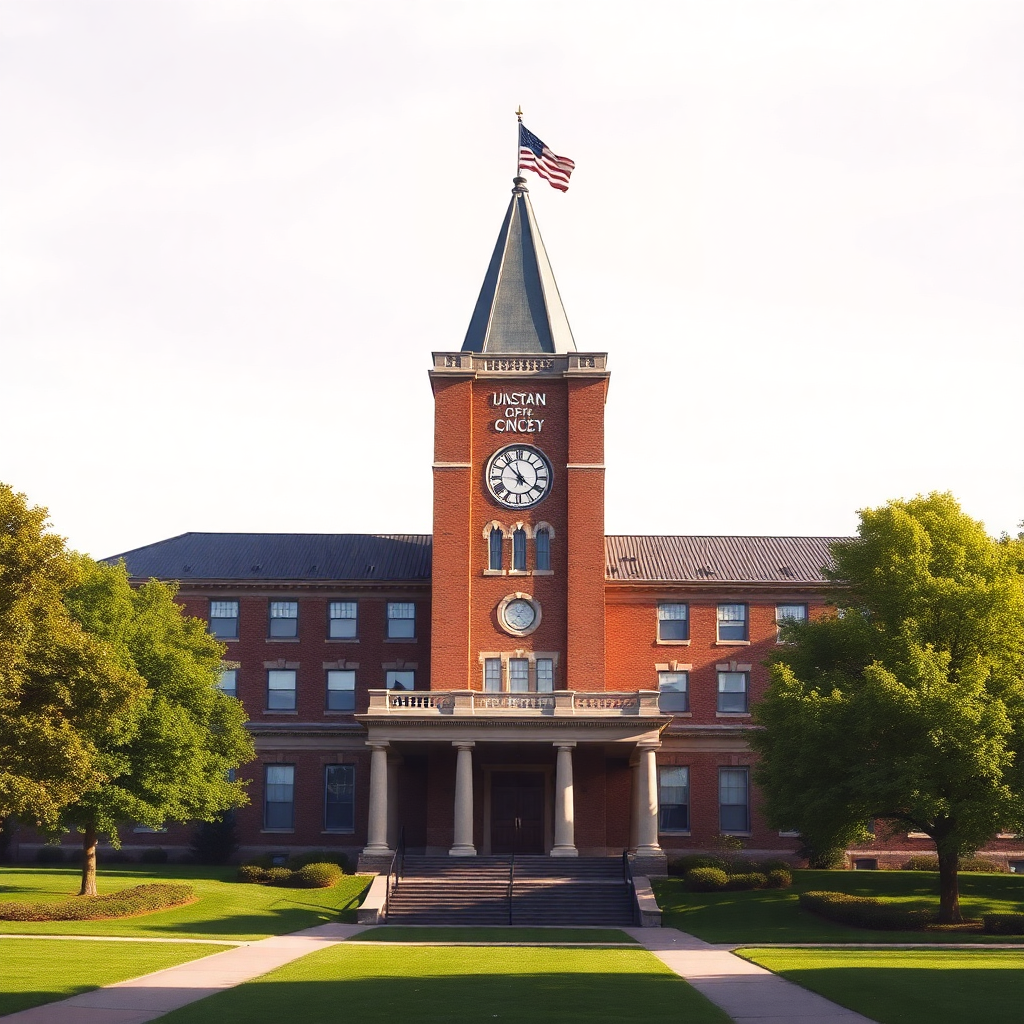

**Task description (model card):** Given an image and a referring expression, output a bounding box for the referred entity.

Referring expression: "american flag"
[519,125,575,192]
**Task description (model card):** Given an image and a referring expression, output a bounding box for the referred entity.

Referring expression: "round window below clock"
[497,593,542,637]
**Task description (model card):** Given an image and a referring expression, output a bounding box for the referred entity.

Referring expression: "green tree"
[59,557,254,894]
[0,485,145,830]
[752,492,1024,923]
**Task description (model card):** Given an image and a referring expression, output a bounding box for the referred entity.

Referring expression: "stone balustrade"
[367,689,662,717]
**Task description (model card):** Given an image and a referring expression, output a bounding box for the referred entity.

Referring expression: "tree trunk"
[79,821,98,897]
[936,847,962,924]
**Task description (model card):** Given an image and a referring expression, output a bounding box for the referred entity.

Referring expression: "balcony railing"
[364,689,663,717]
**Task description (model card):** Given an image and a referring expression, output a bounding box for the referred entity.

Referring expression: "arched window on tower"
[535,527,551,571]
[488,527,503,571]
[512,528,527,571]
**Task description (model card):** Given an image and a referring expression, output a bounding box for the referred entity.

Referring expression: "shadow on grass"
[760,962,1024,1024]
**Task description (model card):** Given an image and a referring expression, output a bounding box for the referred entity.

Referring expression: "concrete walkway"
[1,923,366,1024]
[627,927,879,1024]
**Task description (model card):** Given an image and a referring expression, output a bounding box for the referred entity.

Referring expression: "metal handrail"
[383,826,406,922]
[622,849,640,926]
[507,850,516,926]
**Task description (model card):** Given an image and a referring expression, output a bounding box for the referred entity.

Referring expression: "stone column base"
[448,845,477,856]
[549,846,579,857]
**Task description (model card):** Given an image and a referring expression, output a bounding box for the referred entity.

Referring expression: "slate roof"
[109,531,846,586]
[109,533,432,582]
[461,178,576,354]
[604,535,846,584]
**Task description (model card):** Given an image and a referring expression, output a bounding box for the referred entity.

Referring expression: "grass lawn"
[738,947,1024,1024]
[0,938,226,1016]
[357,926,637,943]
[0,866,370,939]
[156,944,732,1024]
[652,869,1024,944]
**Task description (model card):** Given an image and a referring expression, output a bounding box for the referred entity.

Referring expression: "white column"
[449,741,477,856]
[551,741,578,857]
[635,742,663,857]
[363,741,392,856]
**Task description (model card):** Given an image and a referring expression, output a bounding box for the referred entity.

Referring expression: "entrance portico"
[356,689,669,873]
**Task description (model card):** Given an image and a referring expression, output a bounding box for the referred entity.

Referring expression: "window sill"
[384,637,417,643]
[532,569,554,576]
[716,712,751,718]
[261,829,295,834]
[721,831,751,838]
[483,569,507,576]
[321,829,355,835]
[325,710,356,716]
[778,831,801,838]
[663,711,692,717]
[656,639,691,646]
[214,637,239,643]
[326,638,360,644]
[507,569,529,576]
[264,709,298,715]
[659,831,691,837]
[266,637,300,643]
[714,640,750,646]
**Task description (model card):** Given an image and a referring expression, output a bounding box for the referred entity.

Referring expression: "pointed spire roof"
[462,177,576,354]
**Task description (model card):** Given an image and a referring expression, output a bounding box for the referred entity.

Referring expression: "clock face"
[503,598,536,631]
[486,445,552,509]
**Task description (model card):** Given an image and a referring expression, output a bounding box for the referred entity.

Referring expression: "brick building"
[99,177,1019,874]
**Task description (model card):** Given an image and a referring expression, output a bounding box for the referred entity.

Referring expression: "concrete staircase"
[384,855,636,926]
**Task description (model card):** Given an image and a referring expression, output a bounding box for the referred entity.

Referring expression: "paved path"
[0,923,366,1024]
[627,927,879,1024]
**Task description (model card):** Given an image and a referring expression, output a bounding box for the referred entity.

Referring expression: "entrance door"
[491,772,545,854]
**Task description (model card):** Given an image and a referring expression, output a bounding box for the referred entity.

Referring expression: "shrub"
[684,867,728,892]
[725,872,768,891]
[140,848,168,864]
[294,862,342,888]
[0,883,194,922]
[982,914,1024,935]
[35,846,65,864]
[668,855,727,876]
[766,868,793,889]
[237,864,269,884]
[265,867,293,884]
[902,855,1002,873]
[800,890,934,931]
[286,850,351,873]
[758,858,793,873]
[727,858,763,875]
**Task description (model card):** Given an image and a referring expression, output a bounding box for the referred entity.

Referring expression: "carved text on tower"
[492,391,546,433]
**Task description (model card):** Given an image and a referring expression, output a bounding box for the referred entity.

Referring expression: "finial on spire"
[515,105,524,122]
[512,176,529,194]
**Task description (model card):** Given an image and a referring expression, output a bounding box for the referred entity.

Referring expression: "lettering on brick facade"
[491,392,547,433]
[483,358,556,372]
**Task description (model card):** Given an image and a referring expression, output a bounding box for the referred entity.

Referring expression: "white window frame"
[659,766,690,834]
[717,671,749,713]
[326,669,355,711]
[717,603,748,642]
[719,766,750,834]
[264,764,295,830]
[387,602,415,639]
[657,603,689,642]
[267,669,297,710]
[328,601,358,639]
[657,671,689,713]
[269,600,299,638]
[209,600,239,640]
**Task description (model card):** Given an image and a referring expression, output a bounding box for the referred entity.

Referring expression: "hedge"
[236,862,342,889]
[725,872,767,891]
[982,914,1024,935]
[684,867,728,892]
[902,855,1003,873]
[241,851,351,874]
[766,868,793,889]
[0,883,194,922]
[800,890,935,930]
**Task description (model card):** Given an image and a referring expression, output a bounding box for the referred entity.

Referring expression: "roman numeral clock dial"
[485,444,552,509]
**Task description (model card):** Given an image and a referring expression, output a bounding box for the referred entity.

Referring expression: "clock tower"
[429,176,610,696]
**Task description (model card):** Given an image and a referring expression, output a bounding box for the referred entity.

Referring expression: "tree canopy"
[752,492,1024,923]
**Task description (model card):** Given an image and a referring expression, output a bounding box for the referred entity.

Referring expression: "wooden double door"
[490,771,546,854]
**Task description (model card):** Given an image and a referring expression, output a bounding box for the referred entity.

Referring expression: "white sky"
[2,0,1021,559]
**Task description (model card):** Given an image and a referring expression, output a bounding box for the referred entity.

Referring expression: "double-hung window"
[488,528,503,571]
[535,528,551,571]
[508,658,530,693]
[264,765,295,829]
[658,603,689,641]
[483,658,502,692]
[217,669,237,698]
[324,764,355,832]
[326,670,355,711]
[387,602,415,639]
[269,601,298,638]
[386,670,415,691]
[659,766,690,832]
[775,603,807,642]
[719,767,750,833]
[717,603,747,641]
[209,600,239,640]
[717,671,748,713]
[536,658,554,692]
[267,669,297,710]
[329,601,357,639]
[658,671,689,713]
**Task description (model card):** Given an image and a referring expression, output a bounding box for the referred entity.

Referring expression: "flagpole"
[515,105,523,177]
